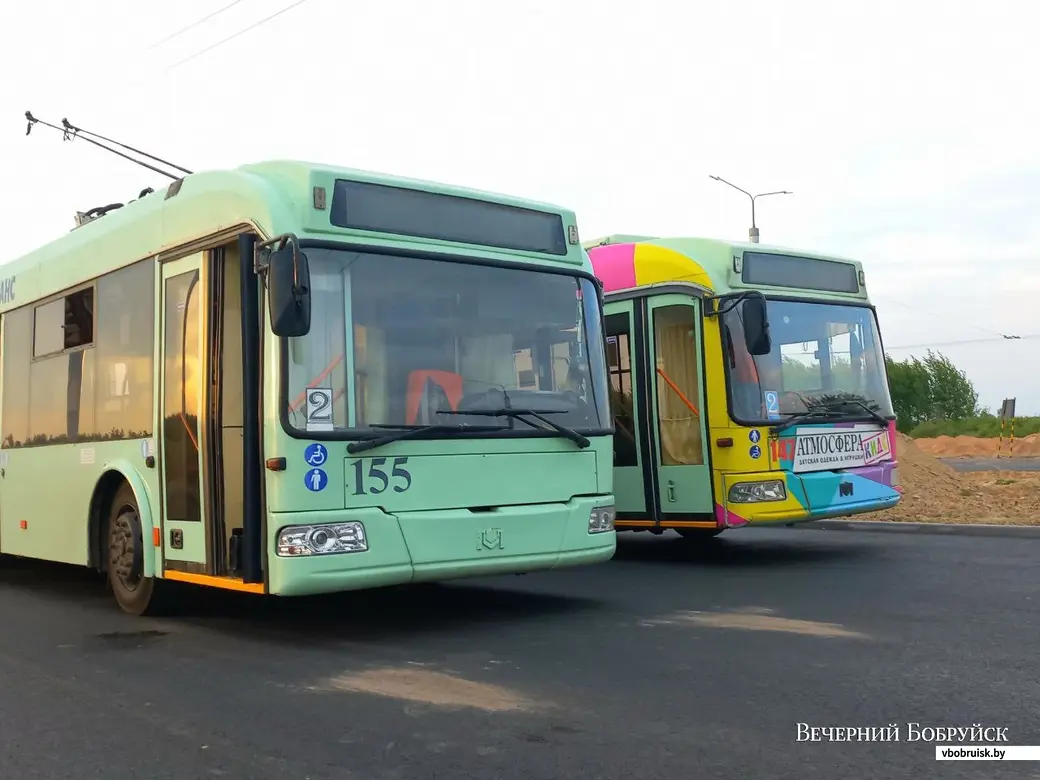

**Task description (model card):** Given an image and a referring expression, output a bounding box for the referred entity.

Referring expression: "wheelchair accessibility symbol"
[304,442,328,467]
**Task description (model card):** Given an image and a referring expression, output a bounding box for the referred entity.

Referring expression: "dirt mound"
[867,434,1040,525]
[915,433,1040,458]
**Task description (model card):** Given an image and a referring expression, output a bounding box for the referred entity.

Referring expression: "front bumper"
[266,496,617,596]
[720,463,902,527]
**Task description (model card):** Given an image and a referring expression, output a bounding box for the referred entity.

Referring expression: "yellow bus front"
[592,236,901,537]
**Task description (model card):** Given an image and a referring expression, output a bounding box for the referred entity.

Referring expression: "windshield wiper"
[346,423,502,454]
[818,398,890,427]
[771,398,890,434]
[770,408,848,434]
[440,408,591,449]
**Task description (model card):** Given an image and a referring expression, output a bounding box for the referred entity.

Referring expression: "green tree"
[780,355,855,392]
[922,350,980,420]
[885,355,932,432]
[884,350,979,432]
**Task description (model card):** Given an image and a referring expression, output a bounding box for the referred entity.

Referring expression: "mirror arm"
[705,290,763,318]
[254,232,302,280]
[260,231,311,339]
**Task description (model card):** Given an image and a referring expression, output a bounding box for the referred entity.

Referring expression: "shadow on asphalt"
[171,580,605,645]
[0,554,605,643]
[612,528,876,568]
[0,554,112,596]
[1,528,873,643]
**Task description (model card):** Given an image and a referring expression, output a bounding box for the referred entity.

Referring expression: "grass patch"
[908,415,1040,439]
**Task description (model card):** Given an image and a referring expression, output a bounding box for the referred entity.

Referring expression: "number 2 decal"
[305,387,333,432]
[350,457,412,495]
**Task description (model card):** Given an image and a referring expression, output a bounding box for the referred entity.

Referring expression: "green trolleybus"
[0,160,616,614]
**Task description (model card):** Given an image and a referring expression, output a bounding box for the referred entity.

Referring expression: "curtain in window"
[653,308,703,466]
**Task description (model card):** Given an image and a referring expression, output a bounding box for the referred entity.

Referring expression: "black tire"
[674,527,724,541]
[107,482,166,616]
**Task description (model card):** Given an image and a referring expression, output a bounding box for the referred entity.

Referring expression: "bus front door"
[159,254,211,574]
[646,295,713,524]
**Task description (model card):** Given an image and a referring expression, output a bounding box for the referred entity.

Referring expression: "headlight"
[728,480,787,503]
[588,505,615,533]
[276,522,368,557]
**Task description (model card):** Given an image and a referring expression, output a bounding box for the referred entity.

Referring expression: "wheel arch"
[88,462,159,579]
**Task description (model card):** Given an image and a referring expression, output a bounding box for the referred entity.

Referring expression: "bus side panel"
[0,441,159,565]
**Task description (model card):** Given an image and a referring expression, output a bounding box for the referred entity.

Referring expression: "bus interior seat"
[406,370,463,425]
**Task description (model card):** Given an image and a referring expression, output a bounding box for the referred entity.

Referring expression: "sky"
[2,0,1037,413]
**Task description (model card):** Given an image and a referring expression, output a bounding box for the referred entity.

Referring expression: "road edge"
[794,519,1040,538]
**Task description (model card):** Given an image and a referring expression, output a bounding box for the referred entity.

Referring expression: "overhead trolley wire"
[880,298,1021,342]
[168,0,313,69]
[884,334,1038,351]
[149,0,250,49]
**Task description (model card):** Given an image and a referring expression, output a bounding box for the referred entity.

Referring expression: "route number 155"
[349,457,412,495]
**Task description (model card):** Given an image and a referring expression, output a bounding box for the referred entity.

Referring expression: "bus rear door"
[604,302,647,519]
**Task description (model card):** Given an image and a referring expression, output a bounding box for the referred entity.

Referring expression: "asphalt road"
[943,457,1040,472]
[2,529,1039,780]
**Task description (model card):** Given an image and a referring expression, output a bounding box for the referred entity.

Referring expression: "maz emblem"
[478,528,504,551]
[839,481,854,497]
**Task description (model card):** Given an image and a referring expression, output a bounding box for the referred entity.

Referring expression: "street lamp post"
[709,175,792,243]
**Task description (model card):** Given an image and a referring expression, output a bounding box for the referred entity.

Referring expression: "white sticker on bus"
[305,387,334,432]
[790,424,892,473]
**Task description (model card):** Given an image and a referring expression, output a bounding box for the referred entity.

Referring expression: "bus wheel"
[674,527,724,541]
[107,483,163,616]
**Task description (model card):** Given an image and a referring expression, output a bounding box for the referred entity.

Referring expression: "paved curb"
[794,519,1040,538]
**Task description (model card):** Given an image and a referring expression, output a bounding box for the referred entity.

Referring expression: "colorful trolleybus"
[585,235,901,538]
[0,160,615,614]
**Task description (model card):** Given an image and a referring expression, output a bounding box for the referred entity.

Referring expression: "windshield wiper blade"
[346,423,502,454]
[440,408,591,449]
[820,398,889,427]
[769,409,847,434]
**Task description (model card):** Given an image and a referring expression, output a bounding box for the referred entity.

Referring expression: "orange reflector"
[19,520,27,530]
[153,527,161,547]
[716,438,734,448]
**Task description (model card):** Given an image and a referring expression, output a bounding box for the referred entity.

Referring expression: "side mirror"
[268,247,312,338]
[742,294,771,355]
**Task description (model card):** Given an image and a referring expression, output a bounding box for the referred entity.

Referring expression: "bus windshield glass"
[284,248,610,436]
[721,297,894,423]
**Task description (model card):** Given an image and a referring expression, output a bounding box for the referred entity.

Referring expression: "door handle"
[667,480,676,502]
